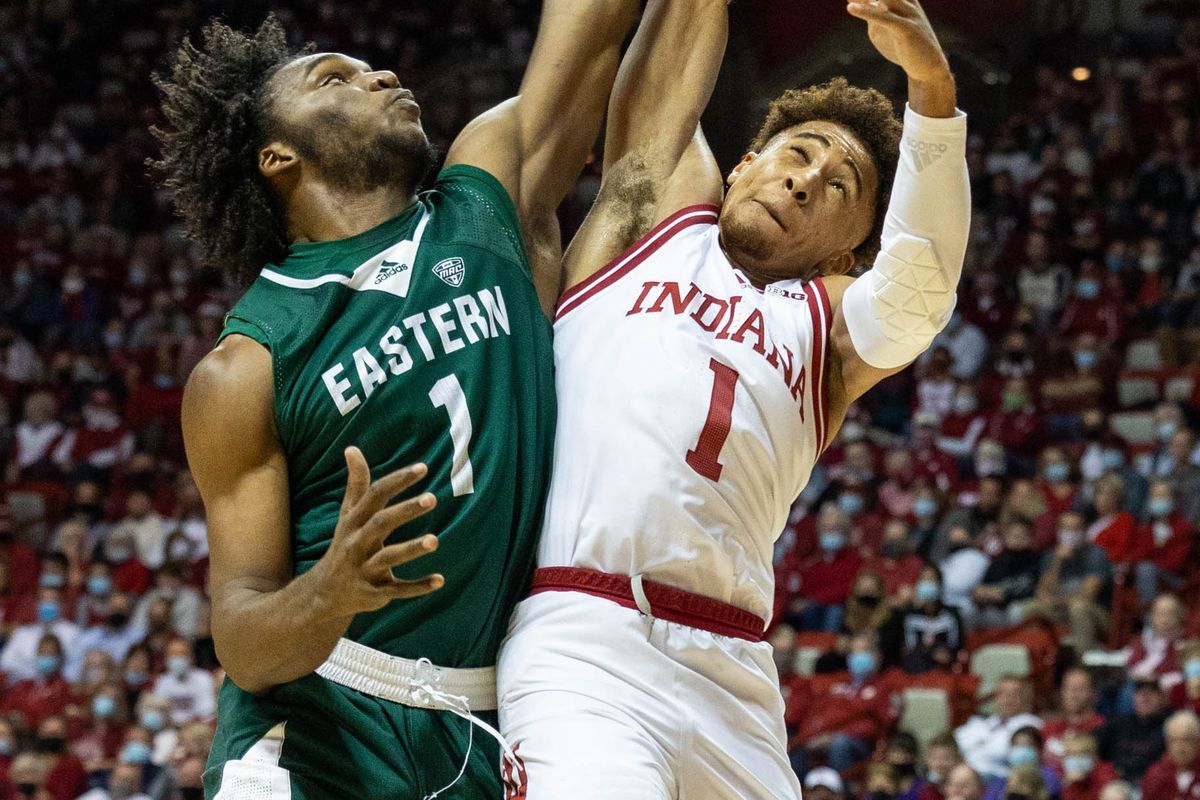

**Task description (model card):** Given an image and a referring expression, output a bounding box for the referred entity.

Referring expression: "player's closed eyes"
[321,73,348,86]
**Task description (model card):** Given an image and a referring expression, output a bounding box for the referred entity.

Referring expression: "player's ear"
[258,142,299,179]
[820,249,856,277]
[727,153,756,186]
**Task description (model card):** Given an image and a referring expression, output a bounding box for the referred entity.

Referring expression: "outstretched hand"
[846,0,951,84]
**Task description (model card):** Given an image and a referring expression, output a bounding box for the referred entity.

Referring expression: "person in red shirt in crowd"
[1058,259,1125,344]
[101,527,151,597]
[915,348,958,419]
[791,503,864,632]
[1088,473,1141,567]
[936,385,988,463]
[860,519,925,601]
[1141,711,1200,800]
[0,504,39,596]
[987,376,1043,463]
[1134,480,1193,606]
[911,411,960,494]
[879,449,922,520]
[51,387,134,482]
[0,717,15,798]
[0,634,75,730]
[787,632,901,777]
[29,715,88,800]
[1060,732,1119,800]
[70,681,128,775]
[1037,447,1079,518]
[1043,668,1106,773]
[1126,595,1185,693]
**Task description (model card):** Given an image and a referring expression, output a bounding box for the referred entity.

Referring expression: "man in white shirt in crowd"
[149,638,215,726]
[955,675,1043,778]
[0,587,80,681]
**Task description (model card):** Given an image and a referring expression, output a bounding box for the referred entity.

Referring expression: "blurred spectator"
[65,593,144,682]
[1087,475,1138,567]
[954,675,1043,779]
[109,491,166,571]
[0,505,38,596]
[985,377,1042,465]
[1124,595,1185,691]
[76,761,151,800]
[132,565,201,642]
[923,315,989,382]
[71,681,129,775]
[148,639,213,727]
[924,733,965,799]
[0,633,72,730]
[860,520,925,602]
[944,763,985,800]
[1060,732,1119,800]
[891,564,964,674]
[792,503,863,632]
[1016,232,1071,330]
[882,732,924,800]
[803,767,845,800]
[970,520,1041,629]
[7,753,49,800]
[1139,710,1200,800]
[1024,511,1112,652]
[938,526,990,616]
[916,349,958,418]
[1095,672,1170,784]
[5,392,63,485]
[33,715,87,800]
[1133,481,1193,605]
[1,588,79,682]
[863,762,901,800]
[814,570,894,674]
[936,384,988,462]
[999,764,1049,800]
[1042,668,1105,772]
[788,632,900,777]
[982,726,1060,800]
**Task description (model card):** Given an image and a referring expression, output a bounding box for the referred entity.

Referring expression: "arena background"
[0,0,1198,798]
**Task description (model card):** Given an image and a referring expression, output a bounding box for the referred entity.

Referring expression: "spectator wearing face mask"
[998,763,1049,800]
[861,520,926,601]
[132,694,175,767]
[104,529,151,597]
[1135,404,1193,480]
[983,727,1061,800]
[936,385,989,461]
[911,415,960,495]
[1123,595,1185,696]
[109,490,166,571]
[65,593,144,683]
[884,733,927,800]
[936,476,1005,562]
[1023,511,1112,652]
[890,565,964,674]
[970,520,1042,629]
[35,714,88,800]
[1133,481,1193,605]
[1095,672,1170,784]
[71,681,130,774]
[955,676,1043,779]
[1059,732,1118,800]
[1,587,80,681]
[1042,668,1105,773]
[986,377,1042,464]
[1086,475,1139,567]
[792,503,864,632]
[8,752,51,800]
[816,571,896,674]
[1172,644,1200,715]
[149,639,213,725]
[131,563,203,640]
[1039,335,1109,441]
[788,632,901,778]
[1058,261,1124,343]
[1036,448,1078,518]
[75,761,153,800]
[72,561,117,628]
[8,553,80,626]
[923,733,965,799]
[1140,710,1200,800]
[0,633,73,729]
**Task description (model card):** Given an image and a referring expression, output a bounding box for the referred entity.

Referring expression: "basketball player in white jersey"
[498,1,969,797]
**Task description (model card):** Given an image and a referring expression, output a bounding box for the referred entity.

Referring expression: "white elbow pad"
[841,232,957,370]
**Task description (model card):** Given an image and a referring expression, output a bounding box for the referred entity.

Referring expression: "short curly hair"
[750,77,902,268]
[150,16,310,286]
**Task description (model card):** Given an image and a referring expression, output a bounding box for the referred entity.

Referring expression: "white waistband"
[314,638,498,711]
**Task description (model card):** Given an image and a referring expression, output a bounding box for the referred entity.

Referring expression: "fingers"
[363,534,440,575]
[374,574,445,601]
[345,462,430,529]
[847,1,916,20]
[341,447,371,517]
[354,492,437,551]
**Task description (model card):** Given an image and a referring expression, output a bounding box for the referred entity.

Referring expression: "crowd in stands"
[770,3,1200,798]
[2,0,1200,798]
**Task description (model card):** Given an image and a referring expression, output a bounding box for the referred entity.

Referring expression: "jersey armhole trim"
[807,277,834,455]
[217,315,288,452]
[554,204,720,324]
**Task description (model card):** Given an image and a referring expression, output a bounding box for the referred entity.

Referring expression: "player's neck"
[286,178,418,245]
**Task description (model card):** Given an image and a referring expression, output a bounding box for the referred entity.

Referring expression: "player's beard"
[717,205,777,270]
[285,108,437,196]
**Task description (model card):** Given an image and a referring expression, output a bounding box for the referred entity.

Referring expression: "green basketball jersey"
[217,165,555,669]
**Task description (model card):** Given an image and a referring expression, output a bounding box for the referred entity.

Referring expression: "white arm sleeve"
[841,104,971,369]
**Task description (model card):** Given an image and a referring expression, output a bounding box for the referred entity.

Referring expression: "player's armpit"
[822,275,910,412]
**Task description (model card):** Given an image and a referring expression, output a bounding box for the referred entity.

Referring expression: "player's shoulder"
[184,336,273,418]
[816,274,855,308]
[182,335,278,463]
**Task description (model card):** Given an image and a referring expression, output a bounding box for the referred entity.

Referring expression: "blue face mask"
[1063,755,1094,775]
[139,709,165,731]
[1076,279,1100,299]
[37,600,60,623]
[1184,660,1200,680]
[915,580,941,603]
[35,654,60,677]
[913,498,937,519]
[1008,744,1039,768]
[38,572,65,589]
[0,739,11,756]
[1102,449,1124,469]
[167,655,191,676]
[92,694,117,719]
[838,493,865,515]
[125,670,149,687]
[1043,462,1069,482]
[819,531,846,553]
[848,651,877,679]
[1158,421,1179,443]
[1106,254,1125,272]
[1074,350,1098,370]
[1148,498,1174,518]
[87,575,112,596]
[121,740,153,765]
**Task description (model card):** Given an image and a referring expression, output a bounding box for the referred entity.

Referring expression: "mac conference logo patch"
[433,257,465,287]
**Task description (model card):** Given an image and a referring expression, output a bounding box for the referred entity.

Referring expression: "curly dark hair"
[750,77,902,269]
[150,16,310,286]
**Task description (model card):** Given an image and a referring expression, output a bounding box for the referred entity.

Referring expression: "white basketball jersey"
[539,205,833,623]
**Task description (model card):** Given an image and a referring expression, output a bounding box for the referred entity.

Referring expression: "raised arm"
[561,0,729,291]
[444,0,639,310]
[184,337,443,693]
[825,0,970,408]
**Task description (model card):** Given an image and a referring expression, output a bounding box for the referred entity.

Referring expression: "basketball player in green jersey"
[151,6,640,798]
